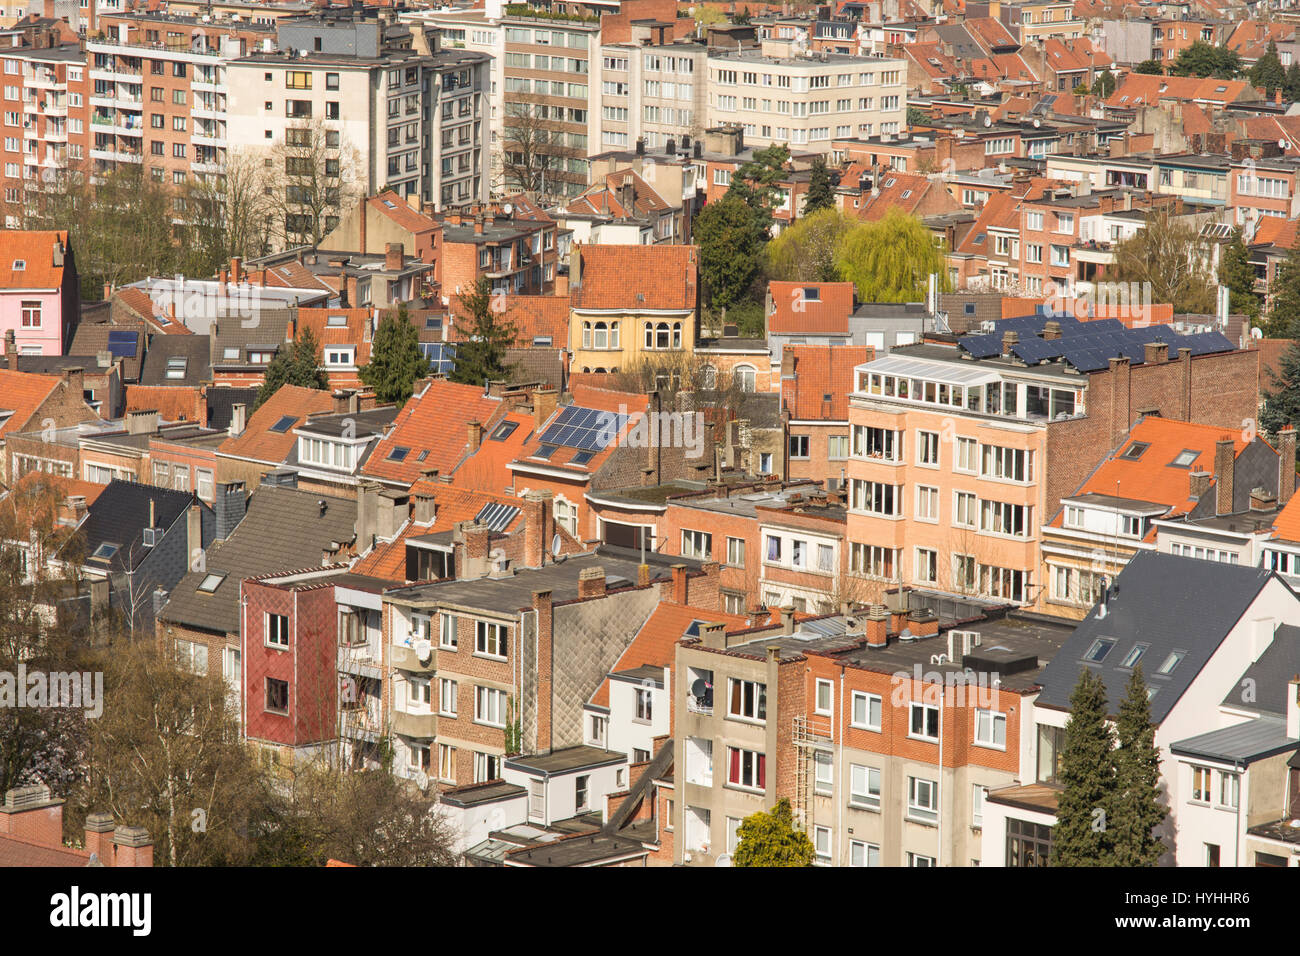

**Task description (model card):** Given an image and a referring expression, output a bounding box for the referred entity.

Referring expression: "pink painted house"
[0,230,79,356]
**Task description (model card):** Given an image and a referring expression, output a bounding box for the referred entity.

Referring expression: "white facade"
[502,754,628,827]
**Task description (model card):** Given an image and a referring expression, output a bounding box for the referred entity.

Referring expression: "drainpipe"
[937,683,944,868]
[837,664,845,865]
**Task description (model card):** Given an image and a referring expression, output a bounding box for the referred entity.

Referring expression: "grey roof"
[139,335,212,387]
[158,485,357,635]
[1224,624,1300,716]
[80,480,199,573]
[68,323,145,382]
[210,310,296,364]
[504,745,625,778]
[1170,715,1298,765]
[504,831,648,867]
[437,781,526,809]
[1034,551,1276,724]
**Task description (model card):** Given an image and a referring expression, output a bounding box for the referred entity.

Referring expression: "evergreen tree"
[1111,667,1167,866]
[1265,245,1300,338]
[1285,62,1300,101]
[1260,339,1300,443]
[1217,228,1260,322]
[803,156,836,215]
[1091,69,1116,98]
[1169,41,1241,79]
[1052,668,1117,867]
[449,277,519,387]
[1134,60,1165,75]
[726,143,791,234]
[1249,40,1286,97]
[254,326,328,409]
[732,798,815,867]
[358,306,430,406]
[695,195,766,312]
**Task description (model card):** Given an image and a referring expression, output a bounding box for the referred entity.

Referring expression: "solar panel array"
[474,501,520,532]
[958,314,1234,373]
[106,330,138,358]
[538,405,628,451]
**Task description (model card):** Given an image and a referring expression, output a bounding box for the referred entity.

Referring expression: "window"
[789,435,810,458]
[438,613,458,650]
[851,691,881,730]
[1219,771,1240,809]
[813,751,833,796]
[635,687,653,722]
[915,547,938,584]
[590,715,607,747]
[1191,766,1212,803]
[265,613,289,648]
[265,678,289,714]
[972,784,987,828]
[1006,818,1052,866]
[850,840,880,867]
[915,486,939,522]
[1157,650,1185,675]
[1205,843,1220,867]
[475,620,507,658]
[196,469,214,501]
[474,752,501,782]
[439,679,458,717]
[1083,638,1115,663]
[20,300,40,328]
[974,709,1006,749]
[814,679,833,715]
[908,776,938,823]
[728,678,766,722]
[1120,644,1148,669]
[817,544,834,572]
[681,529,713,560]
[909,702,939,741]
[175,639,208,675]
[917,430,939,465]
[850,764,881,809]
[575,774,590,811]
[828,435,849,459]
[406,676,432,712]
[726,537,745,567]
[474,686,507,726]
[813,825,832,865]
[727,747,766,791]
[437,744,456,783]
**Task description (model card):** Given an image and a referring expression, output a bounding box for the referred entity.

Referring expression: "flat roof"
[505,745,626,777]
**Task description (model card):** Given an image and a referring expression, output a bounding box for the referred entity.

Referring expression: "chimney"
[1215,437,1235,516]
[3,330,15,369]
[376,490,407,541]
[1144,341,1168,364]
[187,501,202,557]
[907,609,939,638]
[865,604,889,648]
[52,236,64,267]
[355,482,379,552]
[412,493,436,524]
[533,388,558,430]
[96,350,112,369]
[701,621,727,649]
[1041,320,1061,340]
[467,420,482,454]
[62,366,85,400]
[1287,674,1300,740]
[1250,487,1277,511]
[1001,330,1019,355]
[230,256,242,284]
[84,811,116,865]
[1188,469,1212,500]
[1279,425,1296,507]
[779,605,796,634]
[670,564,689,604]
[229,402,247,438]
[474,213,484,235]
[577,566,607,599]
[522,489,554,567]
[333,389,360,415]
[385,242,404,272]
[460,522,491,578]
[125,408,158,435]
[214,481,247,541]
[637,563,651,587]
[111,825,153,867]
[0,784,64,845]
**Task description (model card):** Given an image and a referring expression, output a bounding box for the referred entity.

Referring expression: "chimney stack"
[1143,341,1169,364]
[385,242,404,272]
[467,420,482,454]
[1001,330,1019,355]
[1215,437,1235,516]
[577,566,607,599]
[125,408,158,435]
[228,403,247,438]
[62,366,85,400]
[864,604,888,647]
[1279,425,1296,507]
[1188,469,1212,500]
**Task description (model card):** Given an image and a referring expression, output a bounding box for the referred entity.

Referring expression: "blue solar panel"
[106,330,137,358]
[538,405,627,451]
[474,501,520,532]
[959,334,1001,358]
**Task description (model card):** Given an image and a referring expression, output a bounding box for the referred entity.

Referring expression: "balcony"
[340,707,383,742]
[392,709,437,739]
[24,70,60,90]
[390,642,436,673]
[338,645,382,680]
[90,147,142,164]
[40,99,67,117]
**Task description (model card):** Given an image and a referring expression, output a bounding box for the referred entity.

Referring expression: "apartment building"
[1229,155,1300,233]
[705,48,906,152]
[226,11,490,231]
[598,39,708,154]
[844,315,1258,605]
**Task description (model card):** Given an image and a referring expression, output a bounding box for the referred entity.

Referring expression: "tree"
[449,277,519,386]
[727,143,791,233]
[265,118,361,250]
[359,306,430,406]
[833,207,948,302]
[1285,61,1300,102]
[694,195,766,312]
[1052,668,1117,866]
[732,798,815,866]
[502,101,567,202]
[1260,339,1300,442]
[765,206,852,283]
[1169,41,1241,79]
[181,150,274,275]
[1134,60,1165,75]
[1265,245,1300,338]
[1249,40,1286,97]
[906,104,930,128]
[803,156,836,215]
[1217,228,1260,322]
[733,5,751,24]
[255,326,329,409]
[1111,666,1167,866]
[1111,207,1215,314]
[1091,69,1116,98]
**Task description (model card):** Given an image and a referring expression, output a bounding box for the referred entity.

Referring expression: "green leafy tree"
[1052,668,1117,867]
[834,208,949,302]
[727,143,791,233]
[732,798,815,867]
[449,277,518,386]
[695,195,766,312]
[1091,69,1116,97]
[1111,667,1167,866]
[803,156,836,215]
[1134,60,1165,75]
[1260,340,1300,443]
[765,206,851,282]
[1169,41,1241,79]
[1218,229,1260,322]
[1266,245,1300,339]
[255,326,328,409]
[1285,61,1300,101]
[906,104,930,128]
[1111,207,1215,314]
[1249,40,1286,97]
[358,306,430,406]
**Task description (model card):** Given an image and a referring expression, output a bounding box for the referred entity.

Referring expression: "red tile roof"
[856,172,935,221]
[767,281,855,335]
[452,410,536,494]
[125,385,203,423]
[362,379,505,486]
[514,387,650,475]
[0,230,68,290]
[782,345,873,421]
[217,385,334,465]
[0,368,60,437]
[1252,217,1299,250]
[570,244,698,311]
[1270,481,1300,542]
[1105,73,1255,108]
[449,294,570,347]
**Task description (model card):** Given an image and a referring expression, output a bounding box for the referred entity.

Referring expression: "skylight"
[1119,643,1148,669]
[491,421,519,442]
[197,572,226,593]
[11,259,24,270]
[1170,449,1199,468]
[1118,441,1149,460]
[387,446,411,462]
[91,542,119,560]
[165,356,187,379]
[802,287,821,302]
[327,314,348,326]
[270,415,297,434]
[571,450,594,466]
[1083,637,1115,663]
[1156,650,1185,675]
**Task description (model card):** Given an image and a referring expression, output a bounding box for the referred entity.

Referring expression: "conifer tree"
[358,306,430,406]
[449,277,518,387]
[803,156,836,215]
[1217,228,1260,321]
[1111,666,1167,866]
[255,326,328,409]
[1052,668,1117,866]
[1260,339,1300,444]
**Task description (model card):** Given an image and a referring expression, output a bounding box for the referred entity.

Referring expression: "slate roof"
[138,334,212,387]
[159,484,358,635]
[204,386,261,432]
[80,479,197,574]
[1224,623,1300,716]
[1034,551,1277,724]
[1170,715,1298,765]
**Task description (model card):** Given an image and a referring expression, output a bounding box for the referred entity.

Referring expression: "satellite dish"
[503,203,514,216]
[1251,326,1264,339]
[1033,117,1041,128]
[1281,138,1290,151]
[414,639,433,663]
[983,116,992,128]
[715,853,732,867]
[551,533,562,556]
